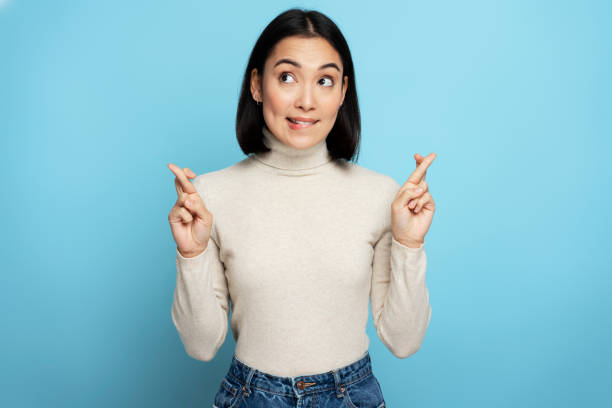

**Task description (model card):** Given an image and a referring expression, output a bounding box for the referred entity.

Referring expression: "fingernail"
[185,200,191,207]
[416,188,423,193]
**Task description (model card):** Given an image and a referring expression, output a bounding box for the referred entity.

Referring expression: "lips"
[287,117,318,125]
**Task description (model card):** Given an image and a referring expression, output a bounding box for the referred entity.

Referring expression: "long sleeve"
[370,226,432,358]
[171,225,230,362]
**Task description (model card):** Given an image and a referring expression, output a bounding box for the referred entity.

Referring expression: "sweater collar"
[253,125,333,171]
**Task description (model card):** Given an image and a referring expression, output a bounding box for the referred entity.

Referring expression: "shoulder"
[340,161,401,198]
[190,157,252,206]
[339,162,401,230]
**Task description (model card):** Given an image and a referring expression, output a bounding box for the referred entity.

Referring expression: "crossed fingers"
[168,163,197,196]
[396,153,436,214]
[404,152,436,187]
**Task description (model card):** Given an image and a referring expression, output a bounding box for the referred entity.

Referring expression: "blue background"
[1,0,610,406]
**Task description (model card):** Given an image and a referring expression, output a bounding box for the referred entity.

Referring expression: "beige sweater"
[171,125,432,377]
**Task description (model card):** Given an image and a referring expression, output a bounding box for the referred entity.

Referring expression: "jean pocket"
[344,372,386,408]
[213,377,240,408]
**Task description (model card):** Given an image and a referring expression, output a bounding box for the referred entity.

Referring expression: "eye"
[279,72,295,83]
[319,77,334,87]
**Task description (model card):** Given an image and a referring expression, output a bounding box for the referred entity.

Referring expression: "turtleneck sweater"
[171,125,432,377]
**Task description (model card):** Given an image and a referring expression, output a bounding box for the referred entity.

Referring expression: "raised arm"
[168,164,230,361]
[371,152,436,358]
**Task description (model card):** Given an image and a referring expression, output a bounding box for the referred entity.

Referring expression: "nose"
[295,84,315,111]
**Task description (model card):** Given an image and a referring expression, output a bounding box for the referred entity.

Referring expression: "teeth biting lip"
[287,117,318,125]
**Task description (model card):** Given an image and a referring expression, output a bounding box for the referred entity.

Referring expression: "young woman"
[168,8,436,408]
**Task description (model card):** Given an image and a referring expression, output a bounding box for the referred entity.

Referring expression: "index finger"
[406,152,436,185]
[168,163,197,194]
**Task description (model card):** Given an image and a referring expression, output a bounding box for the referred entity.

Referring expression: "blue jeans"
[212,350,386,407]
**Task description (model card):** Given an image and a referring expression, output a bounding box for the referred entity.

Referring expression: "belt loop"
[241,368,256,396]
[332,369,345,398]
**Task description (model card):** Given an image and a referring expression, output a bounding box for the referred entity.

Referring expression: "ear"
[250,68,262,102]
[340,75,348,106]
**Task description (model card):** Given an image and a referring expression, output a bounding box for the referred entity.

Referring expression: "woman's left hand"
[391,152,437,248]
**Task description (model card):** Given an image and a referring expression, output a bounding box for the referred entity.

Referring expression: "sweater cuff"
[176,243,210,263]
[391,236,425,252]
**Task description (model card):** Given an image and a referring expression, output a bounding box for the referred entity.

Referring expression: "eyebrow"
[273,58,341,72]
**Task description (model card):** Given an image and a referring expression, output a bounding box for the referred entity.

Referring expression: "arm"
[370,214,432,358]
[170,181,230,362]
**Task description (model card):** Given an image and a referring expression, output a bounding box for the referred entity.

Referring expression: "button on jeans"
[212,350,386,408]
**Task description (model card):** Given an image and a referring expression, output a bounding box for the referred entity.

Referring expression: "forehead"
[267,36,342,69]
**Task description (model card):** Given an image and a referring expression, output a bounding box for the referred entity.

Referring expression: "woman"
[168,8,436,408]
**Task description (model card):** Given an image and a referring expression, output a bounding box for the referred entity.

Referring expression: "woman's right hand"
[167,163,213,258]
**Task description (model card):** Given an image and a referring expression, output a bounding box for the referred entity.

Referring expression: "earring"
[256,100,262,106]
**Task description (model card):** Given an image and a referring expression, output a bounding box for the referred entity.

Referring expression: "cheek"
[263,83,292,113]
[321,94,342,118]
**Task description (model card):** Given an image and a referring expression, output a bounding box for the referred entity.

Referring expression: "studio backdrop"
[1,0,610,407]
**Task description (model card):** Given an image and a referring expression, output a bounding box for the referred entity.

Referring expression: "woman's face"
[250,35,348,150]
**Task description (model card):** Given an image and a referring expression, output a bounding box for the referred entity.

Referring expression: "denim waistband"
[226,350,372,398]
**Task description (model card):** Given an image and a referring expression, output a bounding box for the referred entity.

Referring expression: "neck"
[252,125,333,171]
